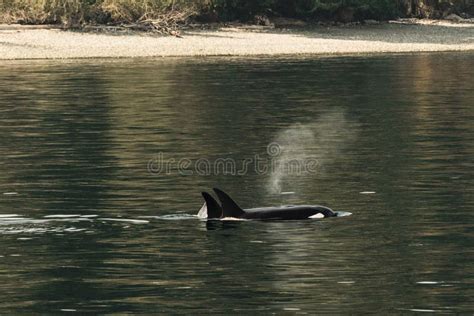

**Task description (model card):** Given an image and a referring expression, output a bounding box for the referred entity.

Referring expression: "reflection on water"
[0,53,473,313]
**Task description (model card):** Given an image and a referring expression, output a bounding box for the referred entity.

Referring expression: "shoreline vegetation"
[1,1,473,35]
[1,1,473,60]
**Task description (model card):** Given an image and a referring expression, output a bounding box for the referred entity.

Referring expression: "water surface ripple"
[0,53,473,313]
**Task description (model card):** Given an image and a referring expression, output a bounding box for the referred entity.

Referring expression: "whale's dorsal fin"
[213,188,245,218]
[202,192,222,219]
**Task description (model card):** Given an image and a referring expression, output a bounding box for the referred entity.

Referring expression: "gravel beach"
[1,22,473,59]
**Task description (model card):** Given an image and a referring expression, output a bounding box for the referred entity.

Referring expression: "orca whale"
[198,188,337,220]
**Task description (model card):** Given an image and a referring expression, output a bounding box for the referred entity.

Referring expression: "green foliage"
[207,0,401,21]
[207,0,275,20]
[352,0,400,20]
[276,0,399,19]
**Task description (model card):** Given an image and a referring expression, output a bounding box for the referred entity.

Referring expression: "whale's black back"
[243,205,335,220]
[202,188,336,220]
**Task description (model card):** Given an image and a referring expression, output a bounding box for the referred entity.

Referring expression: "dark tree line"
[1,0,473,26]
[207,0,474,21]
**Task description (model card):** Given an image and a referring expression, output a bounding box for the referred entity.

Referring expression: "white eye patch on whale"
[198,188,338,221]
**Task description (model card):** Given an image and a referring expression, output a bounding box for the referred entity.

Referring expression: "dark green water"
[0,53,473,314]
